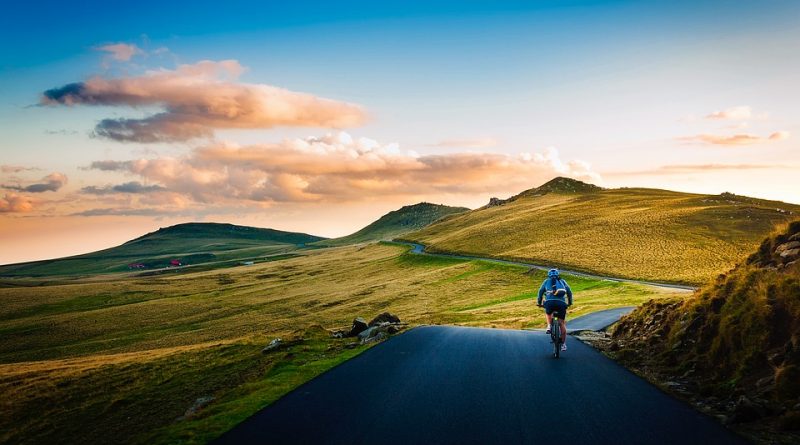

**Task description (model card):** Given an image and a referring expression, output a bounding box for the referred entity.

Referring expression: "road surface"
[396,241,696,292]
[213,325,746,445]
[565,306,636,332]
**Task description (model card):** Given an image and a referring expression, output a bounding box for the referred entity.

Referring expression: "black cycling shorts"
[543,300,568,318]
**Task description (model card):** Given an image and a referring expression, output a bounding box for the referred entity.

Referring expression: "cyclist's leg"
[558,301,568,344]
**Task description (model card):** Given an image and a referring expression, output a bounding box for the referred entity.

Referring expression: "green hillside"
[0,223,325,277]
[0,242,679,445]
[317,202,469,246]
[404,177,800,284]
[608,220,800,440]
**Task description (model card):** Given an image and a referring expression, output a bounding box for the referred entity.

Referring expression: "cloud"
[0,193,35,213]
[81,181,167,195]
[86,132,600,206]
[428,137,498,149]
[41,60,367,143]
[1,165,39,174]
[769,131,790,141]
[705,106,753,120]
[2,173,68,193]
[678,131,790,146]
[606,163,784,177]
[95,43,142,61]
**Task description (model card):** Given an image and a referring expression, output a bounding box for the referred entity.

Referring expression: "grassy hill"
[316,202,469,246]
[607,220,800,441]
[0,222,325,277]
[0,243,679,445]
[403,177,800,284]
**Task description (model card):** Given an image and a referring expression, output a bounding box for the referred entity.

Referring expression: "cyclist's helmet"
[547,268,560,278]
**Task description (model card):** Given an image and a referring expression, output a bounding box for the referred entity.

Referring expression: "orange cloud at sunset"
[705,105,753,120]
[0,193,35,213]
[679,131,790,146]
[81,132,600,210]
[40,60,367,143]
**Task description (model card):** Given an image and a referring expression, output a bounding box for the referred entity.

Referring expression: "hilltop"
[606,221,800,441]
[317,202,469,246]
[404,177,800,284]
[0,222,324,277]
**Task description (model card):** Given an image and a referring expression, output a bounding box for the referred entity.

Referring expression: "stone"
[780,248,800,259]
[357,326,377,341]
[368,312,401,327]
[730,395,766,423]
[261,338,282,353]
[776,241,800,253]
[182,396,215,419]
[347,317,369,337]
[361,331,388,344]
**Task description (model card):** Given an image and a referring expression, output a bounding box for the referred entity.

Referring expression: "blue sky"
[1,1,799,263]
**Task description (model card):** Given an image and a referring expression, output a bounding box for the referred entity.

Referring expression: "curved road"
[395,241,696,292]
[213,325,747,444]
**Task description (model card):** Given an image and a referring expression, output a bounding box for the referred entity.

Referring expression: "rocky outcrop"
[369,312,401,326]
[347,317,369,337]
[487,197,508,207]
[333,313,406,343]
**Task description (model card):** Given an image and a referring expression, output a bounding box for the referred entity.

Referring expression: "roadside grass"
[404,188,800,285]
[0,243,683,444]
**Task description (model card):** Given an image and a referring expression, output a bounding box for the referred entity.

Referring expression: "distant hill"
[608,220,800,439]
[403,177,800,284]
[317,202,469,247]
[0,222,325,277]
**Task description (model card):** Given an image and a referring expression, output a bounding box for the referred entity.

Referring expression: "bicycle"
[538,303,565,358]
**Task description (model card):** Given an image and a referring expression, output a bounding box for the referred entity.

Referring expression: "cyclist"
[536,268,573,351]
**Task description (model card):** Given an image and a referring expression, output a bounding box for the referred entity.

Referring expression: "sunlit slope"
[0,222,324,277]
[404,177,800,284]
[0,243,678,444]
[316,202,469,246]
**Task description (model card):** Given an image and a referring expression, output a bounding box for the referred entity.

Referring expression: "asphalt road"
[565,306,635,332]
[396,242,696,292]
[213,325,747,445]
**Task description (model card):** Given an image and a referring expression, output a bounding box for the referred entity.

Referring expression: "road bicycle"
[538,303,565,358]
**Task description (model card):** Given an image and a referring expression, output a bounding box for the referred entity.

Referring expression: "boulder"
[181,396,215,419]
[362,331,388,344]
[780,248,799,260]
[730,395,766,423]
[261,338,282,353]
[368,312,401,327]
[347,317,369,337]
[776,241,800,253]
[357,326,377,341]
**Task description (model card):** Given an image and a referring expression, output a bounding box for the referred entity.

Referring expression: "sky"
[1,0,799,264]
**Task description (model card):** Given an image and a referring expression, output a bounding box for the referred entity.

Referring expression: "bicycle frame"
[550,312,563,358]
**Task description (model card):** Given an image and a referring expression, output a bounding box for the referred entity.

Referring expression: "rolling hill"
[403,177,800,284]
[0,222,325,277]
[316,202,469,246]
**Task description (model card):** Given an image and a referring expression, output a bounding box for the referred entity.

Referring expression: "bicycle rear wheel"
[552,316,561,358]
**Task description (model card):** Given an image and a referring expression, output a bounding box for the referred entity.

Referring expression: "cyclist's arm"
[564,280,573,306]
[536,281,546,305]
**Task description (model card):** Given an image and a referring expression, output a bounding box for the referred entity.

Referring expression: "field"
[404,185,800,285]
[0,243,680,444]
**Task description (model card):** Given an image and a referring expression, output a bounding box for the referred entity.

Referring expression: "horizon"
[2,0,799,264]
[2,175,796,266]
